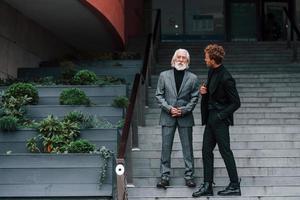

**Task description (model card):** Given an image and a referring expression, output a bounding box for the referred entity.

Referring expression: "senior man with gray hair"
[156,48,200,189]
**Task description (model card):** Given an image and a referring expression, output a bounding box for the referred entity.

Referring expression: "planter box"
[0,85,127,105]
[0,154,115,198]
[38,85,126,105]
[17,60,142,83]
[26,105,123,124]
[0,128,120,154]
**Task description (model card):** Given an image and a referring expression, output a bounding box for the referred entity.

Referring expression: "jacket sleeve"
[217,77,241,120]
[179,78,200,116]
[155,73,172,113]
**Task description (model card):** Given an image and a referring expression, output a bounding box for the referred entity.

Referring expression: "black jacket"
[201,65,240,125]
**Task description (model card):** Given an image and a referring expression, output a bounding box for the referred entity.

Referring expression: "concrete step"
[137,141,300,151]
[132,167,300,177]
[138,125,300,134]
[145,113,300,119]
[145,107,300,113]
[132,157,300,168]
[128,197,300,200]
[145,118,300,125]
[152,73,300,78]
[131,149,300,159]
[128,186,300,198]
[148,91,300,98]
[148,96,300,105]
[131,176,300,187]
[138,133,300,143]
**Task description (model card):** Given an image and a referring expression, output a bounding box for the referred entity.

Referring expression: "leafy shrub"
[1,95,31,120]
[34,76,56,85]
[0,116,18,131]
[63,111,93,129]
[112,96,129,108]
[96,75,126,86]
[34,115,80,153]
[67,139,95,153]
[87,117,114,129]
[59,88,90,105]
[64,111,85,123]
[73,70,97,85]
[4,83,39,104]
[115,119,125,129]
[38,115,63,137]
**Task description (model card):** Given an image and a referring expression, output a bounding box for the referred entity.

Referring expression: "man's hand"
[170,107,182,117]
[199,85,207,95]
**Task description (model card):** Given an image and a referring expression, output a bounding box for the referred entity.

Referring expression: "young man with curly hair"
[192,44,241,197]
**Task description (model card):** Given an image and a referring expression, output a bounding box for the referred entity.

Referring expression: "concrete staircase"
[128,42,300,200]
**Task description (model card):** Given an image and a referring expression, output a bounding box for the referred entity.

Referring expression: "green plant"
[3,83,39,104]
[112,96,129,108]
[34,76,56,85]
[64,111,85,123]
[115,119,125,129]
[38,115,63,137]
[0,115,18,131]
[59,88,90,105]
[96,76,126,86]
[97,146,113,187]
[33,115,80,153]
[67,139,95,153]
[73,70,97,85]
[1,95,31,120]
[63,111,94,129]
[26,137,41,153]
[91,117,114,129]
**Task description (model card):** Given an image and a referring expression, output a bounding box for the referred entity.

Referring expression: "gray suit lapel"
[178,71,188,95]
[168,70,177,96]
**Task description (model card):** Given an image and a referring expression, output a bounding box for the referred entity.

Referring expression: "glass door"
[230,2,257,41]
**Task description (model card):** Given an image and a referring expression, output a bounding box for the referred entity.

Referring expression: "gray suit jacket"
[156,69,200,127]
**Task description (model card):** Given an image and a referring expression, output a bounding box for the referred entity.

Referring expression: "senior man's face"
[175,51,188,65]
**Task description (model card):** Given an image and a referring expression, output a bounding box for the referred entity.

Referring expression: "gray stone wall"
[0,1,73,79]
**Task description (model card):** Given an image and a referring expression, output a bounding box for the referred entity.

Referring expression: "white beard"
[174,62,188,71]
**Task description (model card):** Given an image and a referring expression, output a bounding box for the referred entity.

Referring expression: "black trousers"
[202,109,239,183]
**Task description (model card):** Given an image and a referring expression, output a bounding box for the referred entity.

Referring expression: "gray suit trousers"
[160,124,194,180]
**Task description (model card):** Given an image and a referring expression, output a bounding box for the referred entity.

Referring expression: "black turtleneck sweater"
[174,68,185,93]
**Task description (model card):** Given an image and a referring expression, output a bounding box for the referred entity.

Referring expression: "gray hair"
[171,48,190,68]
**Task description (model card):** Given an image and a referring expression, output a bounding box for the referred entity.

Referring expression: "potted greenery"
[59,88,90,105]
[3,83,39,104]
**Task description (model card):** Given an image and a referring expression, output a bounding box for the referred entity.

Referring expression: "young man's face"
[204,52,214,68]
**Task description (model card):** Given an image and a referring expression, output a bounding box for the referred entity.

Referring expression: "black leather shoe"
[217,182,241,196]
[192,182,213,197]
[156,179,169,189]
[185,179,196,188]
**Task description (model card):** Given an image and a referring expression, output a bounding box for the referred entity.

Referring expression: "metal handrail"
[115,9,161,200]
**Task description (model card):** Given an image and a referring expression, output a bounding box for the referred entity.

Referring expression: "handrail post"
[116,159,127,200]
